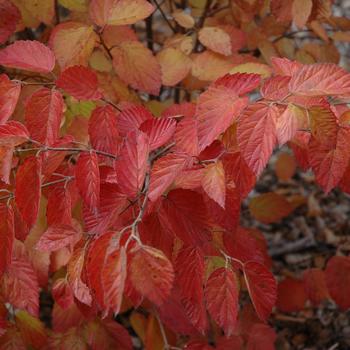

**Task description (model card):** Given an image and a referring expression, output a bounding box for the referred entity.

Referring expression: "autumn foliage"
[0,0,350,349]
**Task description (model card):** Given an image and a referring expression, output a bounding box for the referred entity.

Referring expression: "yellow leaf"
[59,0,88,11]
[164,34,194,55]
[12,0,54,26]
[172,10,195,29]
[229,63,272,78]
[15,310,47,349]
[89,49,113,72]
[112,41,161,95]
[89,0,154,27]
[49,22,98,69]
[157,48,192,86]
[198,27,232,56]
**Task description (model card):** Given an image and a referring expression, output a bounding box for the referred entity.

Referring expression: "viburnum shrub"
[0,0,350,349]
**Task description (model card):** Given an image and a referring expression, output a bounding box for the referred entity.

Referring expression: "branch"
[194,0,213,52]
[15,146,118,160]
[152,0,177,33]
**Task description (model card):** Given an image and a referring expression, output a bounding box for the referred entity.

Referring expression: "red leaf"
[0,203,14,278]
[201,161,226,208]
[117,105,153,136]
[15,156,41,228]
[174,116,199,156]
[0,74,21,124]
[309,127,350,193]
[205,268,239,336]
[56,65,103,100]
[0,121,30,147]
[224,227,270,267]
[115,130,149,198]
[243,261,277,322]
[139,118,176,151]
[246,323,277,350]
[196,76,249,151]
[0,0,20,44]
[0,40,56,73]
[213,73,260,96]
[1,242,39,316]
[216,336,243,350]
[36,224,80,252]
[86,232,114,309]
[303,268,329,306]
[325,256,350,310]
[0,145,13,184]
[130,245,174,306]
[237,103,277,175]
[271,57,303,76]
[102,246,127,315]
[88,105,120,157]
[289,63,350,97]
[222,152,256,199]
[52,278,74,310]
[25,88,64,145]
[148,152,191,202]
[75,151,100,212]
[159,189,210,246]
[276,277,307,312]
[260,75,291,101]
[162,102,196,119]
[46,185,72,226]
[174,245,205,301]
[67,244,92,306]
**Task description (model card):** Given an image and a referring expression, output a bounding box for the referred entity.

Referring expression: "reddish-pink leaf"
[117,105,153,136]
[88,105,120,157]
[260,75,291,101]
[303,268,329,306]
[201,161,226,208]
[75,151,100,212]
[174,117,199,156]
[246,323,277,350]
[102,246,127,315]
[1,242,39,316]
[0,145,13,184]
[0,121,30,147]
[196,76,249,151]
[25,88,64,145]
[309,127,350,193]
[130,245,174,306]
[0,203,14,278]
[0,40,56,73]
[205,268,239,336]
[237,103,278,176]
[243,261,277,322]
[115,130,149,198]
[0,74,21,124]
[174,245,205,301]
[0,0,20,44]
[15,156,41,228]
[289,63,350,97]
[46,185,72,226]
[148,152,190,202]
[36,224,80,252]
[56,65,103,100]
[52,278,74,310]
[271,57,303,76]
[139,118,176,151]
[276,277,307,312]
[67,244,92,306]
[325,256,350,310]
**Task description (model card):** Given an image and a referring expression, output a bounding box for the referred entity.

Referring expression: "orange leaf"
[112,41,161,95]
[249,192,293,223]
[198,27,232,56]
[130,245,174,306]
[292,0,312,28]
[303,268,329,305]
[202,161,226,208]
[89,0,154,27]
[276,277,307,312]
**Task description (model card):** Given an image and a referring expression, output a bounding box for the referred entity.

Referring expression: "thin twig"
[102,97,122,112]
[152,0,177,33]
